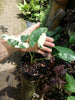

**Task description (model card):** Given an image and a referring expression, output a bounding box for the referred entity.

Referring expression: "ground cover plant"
[18,0,50,22]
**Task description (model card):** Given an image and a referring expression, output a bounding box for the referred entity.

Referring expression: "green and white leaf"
[67,96,75,100]
[65,73,75,93]
[38,33,46,48]
[29,27,48,47]
[58,53,75,63]
[21,35,29,42]
[2,34,29,49]
[54,46,75,62]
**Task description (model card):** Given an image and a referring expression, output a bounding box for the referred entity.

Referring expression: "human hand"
[19,22,55,55]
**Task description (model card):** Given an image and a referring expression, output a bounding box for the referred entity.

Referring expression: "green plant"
[65,73,75,100]
[18,0,50,22]
[2,27,75,64]
[69,32,75,44]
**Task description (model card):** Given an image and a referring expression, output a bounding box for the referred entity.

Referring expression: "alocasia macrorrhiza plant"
[2,27,75,64]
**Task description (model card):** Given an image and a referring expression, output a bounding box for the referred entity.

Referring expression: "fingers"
[28,22,40,31]
[46,36,54,42]
[21,22,40,35]
[35,49,45,55]
[40,46,52,53]
[26,22,40,35]
[19,49,27,52]
[44,41,55,48]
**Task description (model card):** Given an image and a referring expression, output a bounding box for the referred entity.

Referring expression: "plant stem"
[33,53,59,63]
[29,52,34,64]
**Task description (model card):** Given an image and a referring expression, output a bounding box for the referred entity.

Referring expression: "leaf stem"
[33,53,59,63]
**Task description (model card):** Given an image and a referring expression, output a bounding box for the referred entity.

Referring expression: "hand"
[19,22,55,55]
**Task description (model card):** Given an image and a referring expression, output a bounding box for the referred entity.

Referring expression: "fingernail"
[50,49,52,52]
[53,44,55,47]
[52,38,54,42]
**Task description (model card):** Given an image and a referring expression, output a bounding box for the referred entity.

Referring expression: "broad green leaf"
[54,46,75,55]
[38,33,46,48]
[21,35,29,42]
[38,27,48,33]
[29,27,48,47]
[69,34,75,44]
[58,53,75,63]
[54,46,75,62]
[67,96,75,100]
[65,73,75,93]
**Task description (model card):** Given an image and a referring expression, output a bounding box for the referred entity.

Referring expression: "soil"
[21,53,49,77]
[36,58,75,100]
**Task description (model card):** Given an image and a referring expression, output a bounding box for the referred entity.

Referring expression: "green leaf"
[54,46,75,55]
[54,46,75,62]
[54,34,60,42]
[69,34,75,44]
[29,27,48,47]
[21,35,29,42]
[2,34,29,49]
[38,27,48,33]
[67,96,75,100]
[65,73,75,93]
[54,26,62,33]
[58,53,75,63]
[47,31,56,37]
[7,39,19,47]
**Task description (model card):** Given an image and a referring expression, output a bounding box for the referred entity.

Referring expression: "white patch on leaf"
[38,33,46,48]
[23,43,29,48]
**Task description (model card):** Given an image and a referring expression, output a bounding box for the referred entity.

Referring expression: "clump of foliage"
[65,73,75,100]
[2,27,75,64]
[18,0,50,22]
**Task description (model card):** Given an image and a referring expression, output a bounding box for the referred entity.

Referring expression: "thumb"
[26,22,40,33]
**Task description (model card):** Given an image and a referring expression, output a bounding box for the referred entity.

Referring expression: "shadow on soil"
[0,85,21,100]
[0,25,8,33]
[0,51,24,100]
